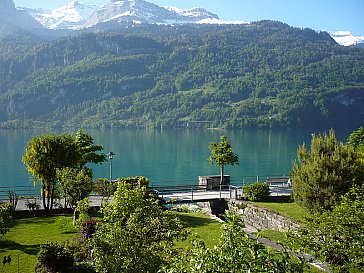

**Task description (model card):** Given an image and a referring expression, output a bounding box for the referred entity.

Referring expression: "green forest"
[0,20,363,129]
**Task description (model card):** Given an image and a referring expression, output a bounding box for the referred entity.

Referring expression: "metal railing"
[151,184,243,203]
[0,186,40,202]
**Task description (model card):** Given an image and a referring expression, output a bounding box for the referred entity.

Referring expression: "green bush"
[36,242,74,273]
[0,203,14,235]
[94,178,117,196]
[243,182,270,201]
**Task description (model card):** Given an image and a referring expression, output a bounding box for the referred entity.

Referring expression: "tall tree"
[208,135,239,185]
[291,129,363,212]
[293,184,364,272]
[347,126,364,151]
[23,134,80,210]
[74,129,106,172]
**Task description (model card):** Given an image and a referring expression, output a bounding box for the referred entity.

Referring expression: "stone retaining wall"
[194,200,300,232]
[240,203,300,232]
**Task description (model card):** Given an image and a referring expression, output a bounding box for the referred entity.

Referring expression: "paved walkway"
[8,195,106,211]
[158,187,292,203]
[243,224,331,272]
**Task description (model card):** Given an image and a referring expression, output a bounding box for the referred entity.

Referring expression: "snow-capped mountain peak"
[329,31,364,47]
[84,0,221,27]
[25,1,100,30]
[21,0,247,30]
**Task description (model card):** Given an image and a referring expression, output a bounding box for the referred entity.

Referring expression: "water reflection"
[0,128,354,188]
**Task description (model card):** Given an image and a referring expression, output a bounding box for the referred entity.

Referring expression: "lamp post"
[107,152,115,198]
[108,151,115,182]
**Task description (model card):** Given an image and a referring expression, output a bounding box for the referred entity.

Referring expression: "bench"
[266,177,291,187]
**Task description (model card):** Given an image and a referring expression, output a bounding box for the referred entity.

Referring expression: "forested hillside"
[0,21,363,129]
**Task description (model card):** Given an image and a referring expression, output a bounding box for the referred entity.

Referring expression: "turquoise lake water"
[0,128,354,191]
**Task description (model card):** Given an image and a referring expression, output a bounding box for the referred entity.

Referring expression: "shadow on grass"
[178,214,219,228]
[10,217,57,228]
[0,240,40,256]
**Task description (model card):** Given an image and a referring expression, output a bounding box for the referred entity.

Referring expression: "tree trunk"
[46,183,51,210]
[220,164,225,186]
[42,187,46,210]
[50,183,54,210]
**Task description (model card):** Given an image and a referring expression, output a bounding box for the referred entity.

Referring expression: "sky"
[13,0,364,36]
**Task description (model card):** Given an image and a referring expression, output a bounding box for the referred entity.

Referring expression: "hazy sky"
[13,0,364,36]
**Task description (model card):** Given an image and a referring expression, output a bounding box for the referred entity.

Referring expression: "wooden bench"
[266,177,291,187]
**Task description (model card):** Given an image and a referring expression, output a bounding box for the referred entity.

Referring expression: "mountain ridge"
[0,21,363,129]
[11,0,360,46]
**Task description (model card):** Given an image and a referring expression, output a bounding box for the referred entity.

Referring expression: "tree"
[56,167,94,209]
[291,129,363,212]
[92,181,187,273]
[347,126,364,151]
[23,134,80,210]
[161,211,304,273]
[74,129,106,171]
[208,135,239,185]
[23,130,106,211]
[293,184,364,272]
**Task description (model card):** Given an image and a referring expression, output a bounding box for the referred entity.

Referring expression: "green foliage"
[291,129,363,212]
[0,203,14,235]
[22,134,80,210]
[92,182,188,273]
[243,182,270,201]
[74,197,91,227]
[36,242,74,273]
[56,167,94,208]
[22,131,104,210]
[347,126,364,151]
[94,178,117,195]
[1,22,363,129]
[75,129,106,168]
[117,176,149,188]
[292,184,364,272]
[161,211,304,273]
[208,135,239,184]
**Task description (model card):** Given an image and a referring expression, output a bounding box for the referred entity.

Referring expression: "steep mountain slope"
[0,0,44,35]
[0,21,363,129]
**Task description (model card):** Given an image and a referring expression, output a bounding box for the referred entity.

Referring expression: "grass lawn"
[252,201,308,222]
[1,210,327,273]
[0,212,221,273]
[176,212,222,249]
[0,216,78,273]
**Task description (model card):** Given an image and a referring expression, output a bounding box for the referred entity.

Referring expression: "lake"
[0,127,354,191]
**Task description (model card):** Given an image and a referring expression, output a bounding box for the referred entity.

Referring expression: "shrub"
[117,176,149,189]
[36,242,74,273]
[80,219,98,242]
[94,178,117,196]
[291,129,363,212]
[74,197,90,227]
[243,182,270,201]
[293,184,364,272]
[0,203,14,235]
